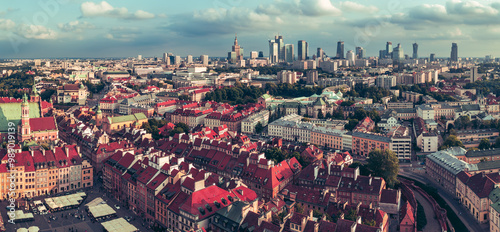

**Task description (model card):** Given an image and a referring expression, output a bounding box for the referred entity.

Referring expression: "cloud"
[446,0,498,15]
[339,1,378,13]
[104,31,139,42]
[58,21,95,32]
[80,1,156,20]
[299,0,341,16]
[0,19,15,30]
[18,24,58,40]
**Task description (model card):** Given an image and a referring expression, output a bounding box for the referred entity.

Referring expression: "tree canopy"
[366,149,400,188]
[439,135,464,150]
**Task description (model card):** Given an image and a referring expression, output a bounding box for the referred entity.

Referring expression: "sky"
[1,0,500,59]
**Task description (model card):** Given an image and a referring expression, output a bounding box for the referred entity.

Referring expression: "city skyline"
[1,0,500,58]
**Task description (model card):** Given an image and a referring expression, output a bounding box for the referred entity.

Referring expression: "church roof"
[0,102,41,132]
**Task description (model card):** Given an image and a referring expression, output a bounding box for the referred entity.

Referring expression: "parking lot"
[0,180,152,232]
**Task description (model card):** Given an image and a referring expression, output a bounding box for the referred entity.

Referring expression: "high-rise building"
[393,43,404,61]
[250,51,258,59]
[451,43,458,62]
[200,55,209,66]
[162,53,168,63]
[336,41,344,59]
[355,47,364,59]
[306,70,318,85]
[317,48,324,60]
[138,55,142,60]
[187,55,193,64]
[269,39,279,63]
[379,50,386,59]
[285,44,294,63]
[258,51,264,58]
[386,42,393,58]
[346,50,355,66]
[412,43,418,59]
[228,34,244,64]
[174,56,181,65]
[298,40,308,61]
[430,54,436,62]
[276,35,285,62]
[471,66,479,82]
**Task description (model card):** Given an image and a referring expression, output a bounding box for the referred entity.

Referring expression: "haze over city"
[2,0,500,58]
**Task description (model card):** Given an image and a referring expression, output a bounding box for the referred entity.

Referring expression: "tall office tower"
[451,43,458,62]
[430,54,436,62]
[163,53,168,63]
[355,47,364,59]
[138,55,142,60]
[269,39,279,63]
[306,70,318,85]
[187,55,193,64]
[250,51,258,59]
[471,66,479,82]
[275,35,285,62]
[285,44,294,63]
[174,56,181,65]
[200,55,209,66]
[412,43,418,59]
[386,42,393,58]
[379,50,386,58]
[346,50,355,66]
[392,43,404,61]
[298,40,308,61]
[336,41,344,59]
[317,48,324,60]
[258,51,264,58]
[228,34,244,63]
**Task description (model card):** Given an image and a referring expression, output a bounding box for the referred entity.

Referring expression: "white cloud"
[339,1,378,13]
[446,0,498,15]
[0,19,15,30]
[81,1,156,20]
[104,32,137,42]
[299,0,341,16]
[58,21,95,32]
[18,24,58,40]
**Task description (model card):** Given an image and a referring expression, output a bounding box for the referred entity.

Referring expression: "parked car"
[114,204,120,210]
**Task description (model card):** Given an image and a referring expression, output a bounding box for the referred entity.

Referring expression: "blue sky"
[1,0,500,58]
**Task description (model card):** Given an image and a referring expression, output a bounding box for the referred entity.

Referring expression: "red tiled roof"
[30,117,57,131]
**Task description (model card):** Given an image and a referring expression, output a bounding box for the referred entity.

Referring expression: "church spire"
[234,33,238,46]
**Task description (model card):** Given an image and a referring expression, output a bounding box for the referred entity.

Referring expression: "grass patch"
[400,176,468,232]
[416,201,427,231]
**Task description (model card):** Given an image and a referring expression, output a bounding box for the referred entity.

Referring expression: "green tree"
[317,109,324,119]
[178,95,190,101]
[367,149,400,188]
[439,135,464,150]
[295,203,304,214]
[255,122,264,134]
[363,219,377,227]
[344,209,358,221]
[479,138,491,150]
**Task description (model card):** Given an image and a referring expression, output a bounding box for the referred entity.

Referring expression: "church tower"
[96,104,103,127]
[30,84,40,103]
[19,93,31,142]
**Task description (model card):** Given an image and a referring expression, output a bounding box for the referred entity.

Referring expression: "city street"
[399,168,489,232]
[1,180,152,232]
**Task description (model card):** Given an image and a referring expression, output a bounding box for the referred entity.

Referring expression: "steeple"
[22,93,28,104]
[32,84,38,96]
[234,33,238,46]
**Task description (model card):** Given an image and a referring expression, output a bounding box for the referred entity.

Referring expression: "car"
[114,204,120,209]
[125,216,133,222]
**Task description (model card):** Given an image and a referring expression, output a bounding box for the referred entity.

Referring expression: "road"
[413,191,440,231]
[399,169,488,232]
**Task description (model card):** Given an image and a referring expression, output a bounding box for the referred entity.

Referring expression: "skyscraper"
[471,66,479,82]
[250,51,258,59]
[336,41,344,59]
[346,50,355,66]
[138,55,142,60]
[276,35,285,62]
[412,43,418,59]
[200,55,209,66]
[187,55,193,64]
[317,48,324,60]
[285,44,294,63]
[228,34,244,64]
[355,47,364,59]
[298,40,308,61]
[430,53,436,62]
[451,43,458,62]
[392,43,404,61]
[386,42,393,58]
[258,51,264,58]
[269,39,279,63]
[163,53,169,63]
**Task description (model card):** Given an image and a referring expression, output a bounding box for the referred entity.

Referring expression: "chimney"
[314,222,319,232]
[65,146,69,156]
[369,176,372,186]
[30,150,34,157]
[42,149,45,156]
[76,146,80,154]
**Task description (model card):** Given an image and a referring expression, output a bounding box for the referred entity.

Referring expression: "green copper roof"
[0,102,41,132]
[261,94,272,100]
[108,113,147,124]
[490,188,500,213]
[313,98,326,106]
